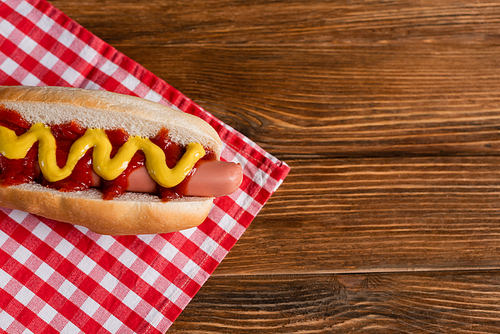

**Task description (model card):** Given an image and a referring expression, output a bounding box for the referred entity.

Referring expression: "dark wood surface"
[49,0,500,332]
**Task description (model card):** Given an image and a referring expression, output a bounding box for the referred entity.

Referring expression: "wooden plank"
[213,156,500,275]
[49,0,500,46]
[113,44,500,159]
[169,270,500,333]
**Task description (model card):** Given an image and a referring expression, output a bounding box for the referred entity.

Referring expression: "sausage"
[91,160,243,197]
[183,160,242,197]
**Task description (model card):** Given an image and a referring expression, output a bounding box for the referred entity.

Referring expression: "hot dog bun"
[0,85,223,235]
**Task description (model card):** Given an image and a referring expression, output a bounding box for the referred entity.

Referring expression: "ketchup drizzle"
[0,108,37,186]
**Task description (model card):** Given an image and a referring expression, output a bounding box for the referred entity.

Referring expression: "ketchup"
[0,144,38,186]
[0,108,37,186]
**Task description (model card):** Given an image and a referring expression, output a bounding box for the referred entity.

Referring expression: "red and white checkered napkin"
[0,0,290,332]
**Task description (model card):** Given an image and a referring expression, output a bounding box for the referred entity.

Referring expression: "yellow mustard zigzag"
[0,123,205,188]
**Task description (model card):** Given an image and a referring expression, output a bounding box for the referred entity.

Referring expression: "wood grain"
[48,0,500,47]
[46,0,500,332]
[216,155,500,275]
[171,271,500,333]
[116,44,500,159]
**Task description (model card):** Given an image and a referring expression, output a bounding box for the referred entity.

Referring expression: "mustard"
[0,123,205,188]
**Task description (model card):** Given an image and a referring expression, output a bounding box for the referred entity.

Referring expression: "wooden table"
[49,0,500,332]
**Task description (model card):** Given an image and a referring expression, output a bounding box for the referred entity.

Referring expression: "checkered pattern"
[0,0,290,333]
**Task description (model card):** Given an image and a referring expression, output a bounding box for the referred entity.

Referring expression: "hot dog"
[0,86,243,235]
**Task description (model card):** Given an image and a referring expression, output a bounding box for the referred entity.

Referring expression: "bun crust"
[0,86,220,235]
[0,183,213,235]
